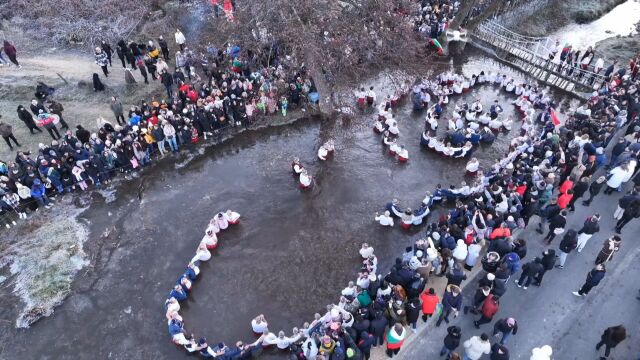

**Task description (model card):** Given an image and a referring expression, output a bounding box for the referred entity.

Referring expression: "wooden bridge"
[469,20,607,98]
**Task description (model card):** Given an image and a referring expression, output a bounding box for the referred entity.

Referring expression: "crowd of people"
[0,30,318,228]
[365,56,638,359]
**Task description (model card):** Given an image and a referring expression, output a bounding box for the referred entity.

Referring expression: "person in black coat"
[615,200,640,233]
[101,40,113,66]
[30,99,46,116]
[513,239,527,260]
[16,105,42,134]
[568,176,590,211]
[573,264,606,296]
[490,343,510,360]
[75,125,90,144]
[158,35,170,60]
[405,297,421,331]
[583,175,606,206]
[465,285,490,315]
[368,311,388,347]
[439,325,461,358]
[596,325,626,358]
[357,331,375,360]
[556,229,577,269]
[492,318,518,345]
[489,238,514,258]
[543,210,567,244]
[534,249,555,286]
[515,257,543,289]
[446,264,467,287]
[352,315,370,343]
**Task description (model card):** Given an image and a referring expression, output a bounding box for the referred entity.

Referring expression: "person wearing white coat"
[452,239,468,262]
[463,334,491,360]
[605,162,633,194]
[214,212,229,230]
[465,243,482,270]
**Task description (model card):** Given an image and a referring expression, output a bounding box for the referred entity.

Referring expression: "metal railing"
[473,20,608,90]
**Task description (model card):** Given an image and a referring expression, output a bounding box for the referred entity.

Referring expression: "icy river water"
[0,50,580,359]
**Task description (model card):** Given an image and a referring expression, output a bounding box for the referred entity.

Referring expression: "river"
[549,0,640,49]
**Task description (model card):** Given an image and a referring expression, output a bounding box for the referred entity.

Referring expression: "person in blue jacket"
[30,178,51,209]
[184,262,200,281]
[573,263,606,297]
[169,284,188,302]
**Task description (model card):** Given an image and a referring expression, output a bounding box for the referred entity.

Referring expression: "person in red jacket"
[559,177,574,194]
[420,287,440,322]
[557,189,573,209]
[489,223,511,240]
[473,294,499,328]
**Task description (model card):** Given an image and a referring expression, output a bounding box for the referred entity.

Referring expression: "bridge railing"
[474,20,608,89]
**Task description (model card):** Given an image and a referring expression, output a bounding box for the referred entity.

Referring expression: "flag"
[550,108,561,126]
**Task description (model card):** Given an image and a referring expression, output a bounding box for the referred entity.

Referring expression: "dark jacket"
[443,326,461,350]
[493,318,518,335]
[540,250,556,270]
[490,343,510,360]
[521,260,544,277]
[446,269,467,287]
[442,285,462,311]
[585,268,606,286]
[369,314,388,338]
[559,230,578,253]
[17,106,38,128]
[578,218,600,235]
[589,180,605,196]
[405,298,421,324]
[548,214,566,230]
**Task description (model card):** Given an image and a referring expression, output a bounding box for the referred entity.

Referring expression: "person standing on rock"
[576,214,600,252]
[595,236,621,265]
[596,325,626,359]
[101,40,113,67]
[3,40,21,68]
[573,264,606,297]
[175,29,186,51]
[0,119,21,150]
[16,105,42,134]
[158,35,170,61]
[95,47,109,77]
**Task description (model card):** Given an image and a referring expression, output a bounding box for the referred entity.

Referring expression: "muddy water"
[1,49,577,360]
[549,0,640,49]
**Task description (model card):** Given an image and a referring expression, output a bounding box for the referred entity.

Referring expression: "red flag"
[550,108,561,126]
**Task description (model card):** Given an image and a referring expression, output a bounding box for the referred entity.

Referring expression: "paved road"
[393,187,640,359]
